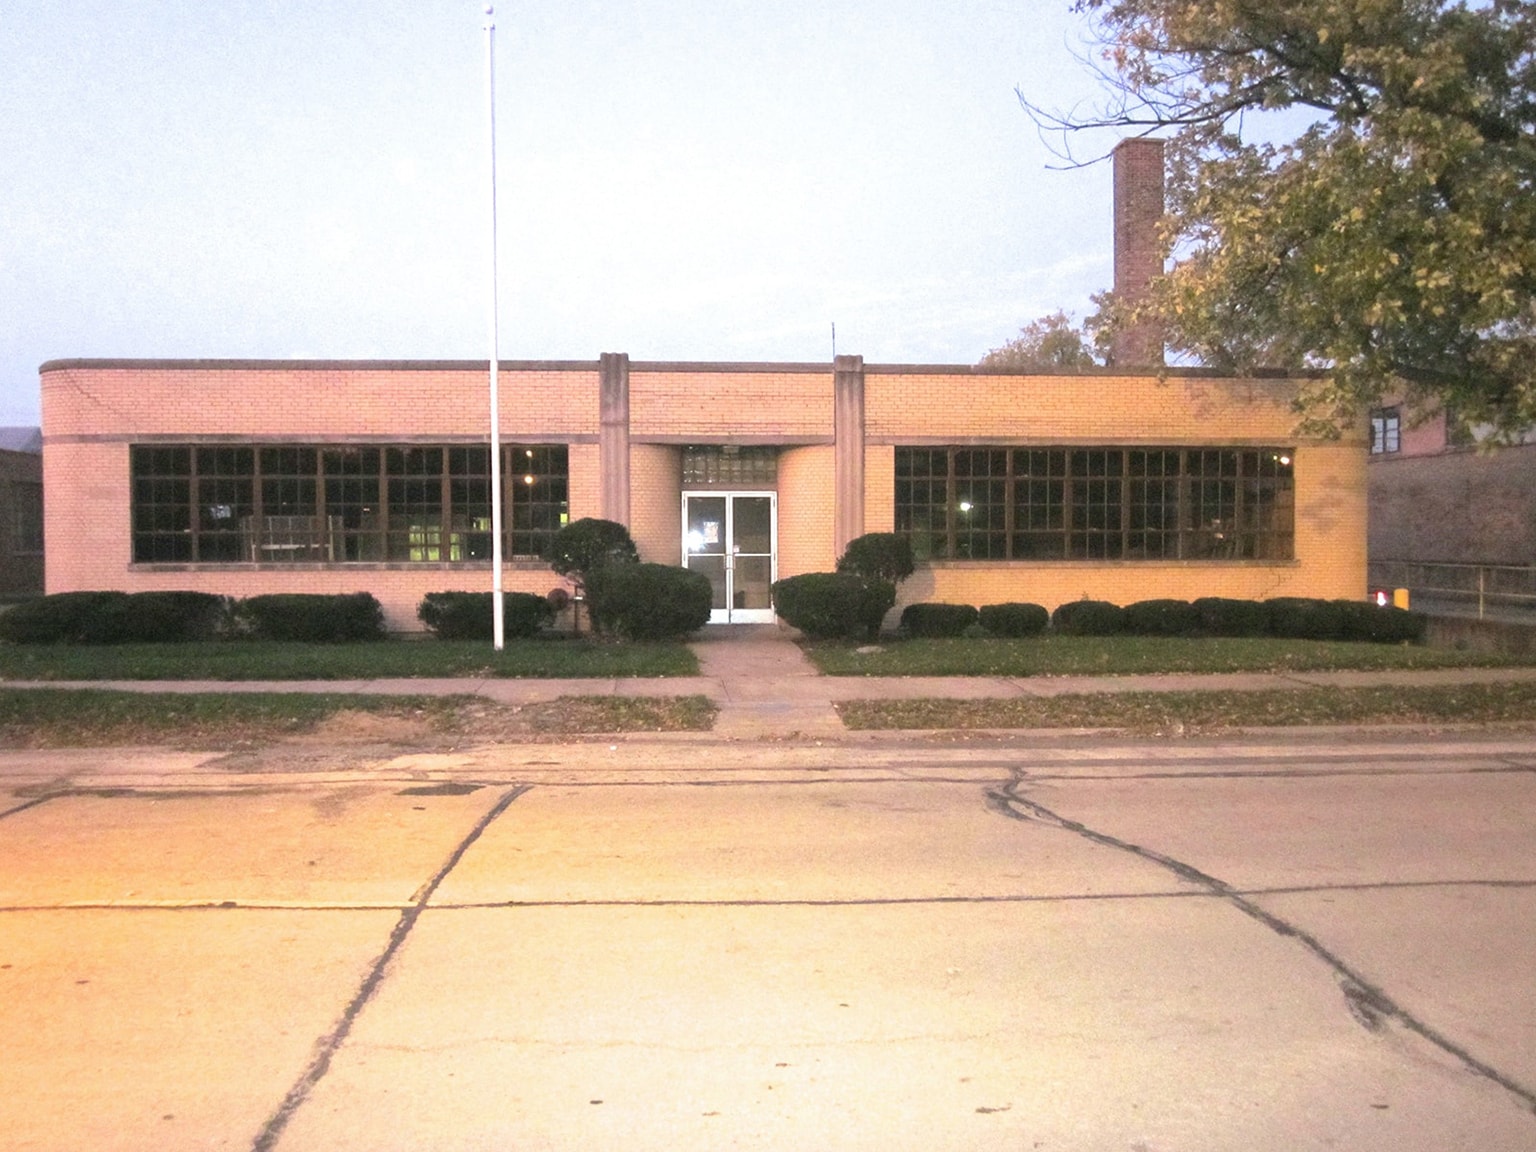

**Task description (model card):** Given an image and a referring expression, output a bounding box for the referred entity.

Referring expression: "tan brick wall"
[40,363,600,632]
[863,445,895,534]
[866,372,1302,443]
[40,440,560,631]
[629,368,832,440]
[43,363,599,440]
[892,441,1367,614]
[630,444,682,565]
[40,360,1367,630]
[777,446,836,578]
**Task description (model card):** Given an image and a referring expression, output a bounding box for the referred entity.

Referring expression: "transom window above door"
[682,446,778,488]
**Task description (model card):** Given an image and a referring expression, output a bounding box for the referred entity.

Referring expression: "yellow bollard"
[1392,587,1410,610]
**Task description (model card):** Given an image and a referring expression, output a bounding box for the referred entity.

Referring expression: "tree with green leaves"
[1027,0,1536,438]
[977,310,1104,370]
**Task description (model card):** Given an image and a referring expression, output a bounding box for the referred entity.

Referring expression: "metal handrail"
[1368,559,1536,619]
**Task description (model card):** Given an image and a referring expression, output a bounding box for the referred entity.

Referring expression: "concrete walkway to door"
[688,625,844,738]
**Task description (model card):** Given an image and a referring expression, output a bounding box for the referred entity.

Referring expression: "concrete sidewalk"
[5,624,1536,738]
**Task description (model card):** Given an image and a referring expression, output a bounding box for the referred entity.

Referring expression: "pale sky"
[0,1,1120,426]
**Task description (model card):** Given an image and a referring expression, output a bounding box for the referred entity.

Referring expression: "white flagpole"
[484,3,505,650]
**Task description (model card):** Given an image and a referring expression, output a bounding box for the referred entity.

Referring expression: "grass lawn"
[0,637,698,681]
[807,635,1536,677]
[0,689,716,747]
[837,681,1536,733]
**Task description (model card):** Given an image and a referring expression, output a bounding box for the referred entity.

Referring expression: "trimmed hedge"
[1264,597,1349,641]
[584,563,713,640]
[772,572,896,641]
[978,602,1049,638]
[0,591,229,645]
[1051,599,1125,636]
[836,533,915,586]
[1122,598,1202,637]
[1332,600,1428,644]
[1193,596,1270,638]
[234,593,386,642]
[417,591,555,641]
[544,518,639,584]
[900,602,979,638]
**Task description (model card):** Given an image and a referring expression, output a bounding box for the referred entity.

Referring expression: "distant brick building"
[37,141,1367,631]
[1368,405,1536,569]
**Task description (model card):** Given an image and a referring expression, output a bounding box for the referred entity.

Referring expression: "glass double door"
[683,492,776,624]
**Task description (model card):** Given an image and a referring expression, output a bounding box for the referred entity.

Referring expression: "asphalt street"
[1,732,1534,1150]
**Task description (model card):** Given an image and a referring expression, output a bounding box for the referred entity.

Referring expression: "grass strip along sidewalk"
[838,681,1536,733]
[0,638,697,681]
[0,690,717,748]
[808,635,1536,678]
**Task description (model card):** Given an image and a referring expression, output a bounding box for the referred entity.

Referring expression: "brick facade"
[1111,137,1166,368]
[40,357,1367,631]
[1370,444,1536,566]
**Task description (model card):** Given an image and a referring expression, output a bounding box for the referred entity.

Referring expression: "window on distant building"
[8,482,42,555]
[895,446,1294,561]
[1369,407,1401,454]
[130,444,568,564]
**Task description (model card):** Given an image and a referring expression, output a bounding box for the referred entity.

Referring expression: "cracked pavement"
[1,732,1534,1150]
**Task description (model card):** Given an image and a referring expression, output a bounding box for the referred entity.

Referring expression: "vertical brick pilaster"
[833,354,865,557]
[599,352,630,525]
[1112,138,1166,368]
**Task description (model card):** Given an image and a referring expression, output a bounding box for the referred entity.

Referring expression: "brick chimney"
[1111,137,1166,367]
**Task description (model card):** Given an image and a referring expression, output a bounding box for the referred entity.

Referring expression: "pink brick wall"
[629,367,831,440]
[40,359,1367,630]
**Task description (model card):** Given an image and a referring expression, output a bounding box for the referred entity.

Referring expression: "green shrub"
[772,572,896,640]
[1050,599,1125,636]
[584,563,713,640]
[1122,598,1201,637]
[978,602,1050,638]
[417,591,554,640]
[0,591,132,644]
[1192,597,1270,637]
[0,591,229,645]
[900,602,979,638]
[544,518,639,585]
[1265,597,1348,641]
[1332,600,1428,644]
[234,593,386,642]
[836,533,915,586]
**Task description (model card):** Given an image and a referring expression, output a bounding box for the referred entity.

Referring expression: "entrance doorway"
[682,492,777,624]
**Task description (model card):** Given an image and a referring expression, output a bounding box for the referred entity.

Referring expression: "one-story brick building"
[39,354,1364,631]
[37,141,1368,632]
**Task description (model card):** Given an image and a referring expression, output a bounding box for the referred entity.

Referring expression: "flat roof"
[38,356,1306,380]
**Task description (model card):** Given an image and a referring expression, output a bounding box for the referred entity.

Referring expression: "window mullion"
[1118,449,1129,559]
[440,453,452,561]
[1004,452,1016,560]
[501,445,513,558]
[188,449,202,563]
[945,450,957,560]
[377,451,390,560]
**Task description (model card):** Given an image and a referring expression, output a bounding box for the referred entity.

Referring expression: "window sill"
[128,560,555,573]
[920,558,1300,568]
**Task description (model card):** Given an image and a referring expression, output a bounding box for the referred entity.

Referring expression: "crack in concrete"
[1019,764,1536,782]
[0,793,61,821]
[6,878,1533,916]
[989,773,1536,1119]
[249,783,532,1152]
